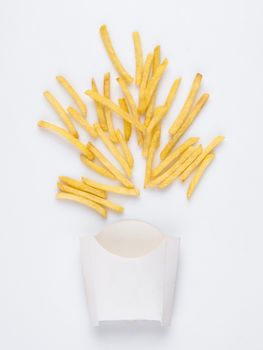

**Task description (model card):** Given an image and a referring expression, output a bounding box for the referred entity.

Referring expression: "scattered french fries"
[80,154,115,180]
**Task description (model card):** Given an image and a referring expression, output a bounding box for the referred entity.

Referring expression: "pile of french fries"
[38,25,224,218]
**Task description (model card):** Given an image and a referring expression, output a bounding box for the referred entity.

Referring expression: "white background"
[1,0,263,349]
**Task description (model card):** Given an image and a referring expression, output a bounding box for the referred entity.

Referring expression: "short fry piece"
[43,91,78,138]
[85,90,144,131]
[187,153,215,199]
[38,121,94,160]
[82,177,140,196]
[179,136,224,181]
[88,142,134,188]
[133,32,143,86]
[58,183,123,213]
[116,129,134,168]
[67,107,97,138]
[103,72,117,141]
[59,176,106,198]
[57,192,107,217]
[144,129,160,187]
[119,98,132,141]
[56,76,87,117]
[138,53,153,114]
[169,73,203,135]
[92,79,108,131]
[80,154,115,179]
[100,25,133,84]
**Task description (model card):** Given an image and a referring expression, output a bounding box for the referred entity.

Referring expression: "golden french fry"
[117,77,139,122]
[160,93,209,160]
[100,25,133,84]
[85,90,144,131]
[82,177,140,196]
[38,121,94,160]
[169,73,203,135]
[67,107,97,138]
[144,129,160,187]
[43,91,78,138]
[57,192,107,217]
[94,123,131,177]
[138,53,153,114]
[58,183,123,213]
[187,153,215,199]
[118,98,132,142]
[116,129,134,168]
[80,154,115,179]
[59,176,106,198]
[152,137,199,177]
[88,142,134,188]
[56,76,87,117]
[158,145,203,189]
[179,136,224,181]
[103,72,117,142]
[133,32,143,86]
[92,79,108,131]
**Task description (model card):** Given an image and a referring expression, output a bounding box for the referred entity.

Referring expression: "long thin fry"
[117,77,139,128]
[133,32,143,86]
[80,154,115,179]
[59,176,106,198]
[169,73,203,135]
[187,153,215,199]
[138,53,153,114]
[94,123,131,177]
[82,177,140,196]
[100,25,133,84]
[85,90,144,131]
[56,76,87,117]
[160,93,209,160]
[144,129,160,187]
[43,91,78,138]
[119,98,132,141]
[92,79,108,131]
[38,121,94,160]
[179,136,224,181]
[67,107,97,138]
[152,137,199,177]
[116,129,134,168]
[103,72,117,142]
[57,192,107,217]
[158,146,203,189]
[88,142,134,188]
[58,183,123,213]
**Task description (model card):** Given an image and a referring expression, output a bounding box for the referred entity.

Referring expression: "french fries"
[144,129,160,187]
[67,107,97,138]
[59,176,106,198]
[38,121,94,160]
[119,98,132,141]
[133,32,143,86]
[103,72,117,142]
[82,177,140,196]
[138,53,153,114]
[43,91,79,138]
[56,76,87,117]
[80,154,115,179]
[116,129,134,168]
[187,153,215,199]
[117,77,139,125]
[100,25,133,84]
[92,79,108,131]
[57,192,107,217]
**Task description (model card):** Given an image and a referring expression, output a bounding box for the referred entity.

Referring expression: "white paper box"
[80,220,180,326]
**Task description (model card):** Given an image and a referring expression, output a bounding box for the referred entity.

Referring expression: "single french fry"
[160,93,209,160]
[138,53,153,114]
[158,145,203,189]
[57,183,123,213]
[80,154,115,179]
[57,192,107,217]
[133,32,143,86]
[144,129,160,187]
[100,25,133,84]
[92,79,108,131]
[59,176,106,198]
[187,153,215,199]
[38,121,94,160]
[169,73,203,135]
[82,177,140,196]
[94,123,131,177]
[119,98,132,141]
[88,142,134,188]
[117,77,139,124]
[67,107,97,138]
[116,129,134,168]
[179,136,224,181]
[103,72,117,142]
[85,90,144,131]
[152,137,199,177]
[43,91,78,138]
[56,76,87,117]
